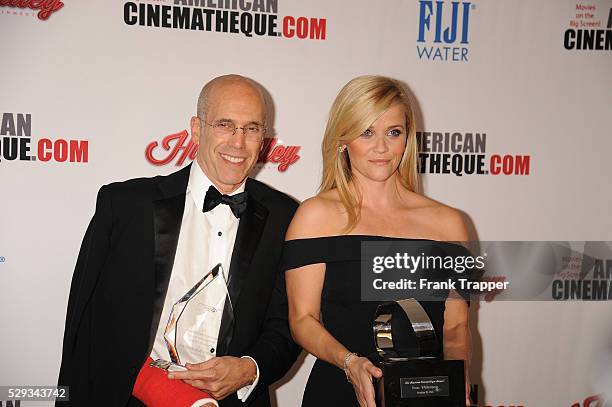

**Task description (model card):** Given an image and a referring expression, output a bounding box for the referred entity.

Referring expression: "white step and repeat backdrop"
[1,0,611,406]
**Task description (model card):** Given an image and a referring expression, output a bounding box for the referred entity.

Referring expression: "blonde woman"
[283,76,471,407]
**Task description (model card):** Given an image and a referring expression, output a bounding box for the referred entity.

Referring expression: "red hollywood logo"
[145,130,301,172]
[0,0,64,20]
[571,394,605,407]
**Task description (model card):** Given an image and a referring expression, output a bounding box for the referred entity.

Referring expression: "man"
[57,75,301,406]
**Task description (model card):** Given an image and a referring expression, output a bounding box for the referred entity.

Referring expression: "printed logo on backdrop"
[124,0,327,41]
[0,113,89,164]
[416,0,476,62]
[570,394,606,407]
[416,131,531,176]
[564,3,612,50]
[145,130,300,172]
[552,246,612,301]
[0,0,64,20]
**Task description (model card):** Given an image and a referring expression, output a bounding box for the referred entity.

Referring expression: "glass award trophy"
[373,298,466,407]
[151,263,233,372]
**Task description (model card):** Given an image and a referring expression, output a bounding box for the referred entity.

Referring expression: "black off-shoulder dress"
[282,235,456,407]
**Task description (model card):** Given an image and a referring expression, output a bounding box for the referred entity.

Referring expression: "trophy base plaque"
[375,358,465,407]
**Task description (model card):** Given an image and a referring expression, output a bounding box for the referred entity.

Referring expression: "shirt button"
[218,231,222,236]
[210,348,215,354]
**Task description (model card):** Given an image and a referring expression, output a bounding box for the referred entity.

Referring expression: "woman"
[283,76,471,407]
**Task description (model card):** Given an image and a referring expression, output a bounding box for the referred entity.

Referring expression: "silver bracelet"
[342,352,358,383]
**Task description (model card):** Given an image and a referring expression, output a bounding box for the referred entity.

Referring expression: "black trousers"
[127,396,145,407]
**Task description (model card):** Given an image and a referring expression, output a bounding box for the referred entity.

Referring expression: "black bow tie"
[203,185,248,218]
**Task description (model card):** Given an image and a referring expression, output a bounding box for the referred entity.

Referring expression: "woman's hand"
[465,372,472,406]
[345,355,383,407]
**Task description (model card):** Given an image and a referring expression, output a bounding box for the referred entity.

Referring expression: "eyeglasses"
[202,119,266,142]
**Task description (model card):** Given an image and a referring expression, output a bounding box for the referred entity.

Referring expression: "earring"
[338,145,347,153]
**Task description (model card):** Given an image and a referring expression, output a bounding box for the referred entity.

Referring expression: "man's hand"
[168,356,257,400]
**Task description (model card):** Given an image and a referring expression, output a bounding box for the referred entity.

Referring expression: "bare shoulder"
[435,204,468,242]
[286,190,346,240]
[406,193,468,242]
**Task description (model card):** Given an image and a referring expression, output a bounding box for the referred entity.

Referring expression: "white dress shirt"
[151,162,259,405]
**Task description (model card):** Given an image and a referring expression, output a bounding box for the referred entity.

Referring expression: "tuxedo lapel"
[216,180,269,356]
[147,165,190,352]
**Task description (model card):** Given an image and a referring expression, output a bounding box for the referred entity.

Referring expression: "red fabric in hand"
[132,357,215,407]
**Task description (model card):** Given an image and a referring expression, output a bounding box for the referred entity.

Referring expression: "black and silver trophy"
[373,298,465,407]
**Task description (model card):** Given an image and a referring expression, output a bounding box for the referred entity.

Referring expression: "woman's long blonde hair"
[320,75,419,231]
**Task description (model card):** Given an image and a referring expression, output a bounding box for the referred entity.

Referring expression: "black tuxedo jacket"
[57,164,301,407]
